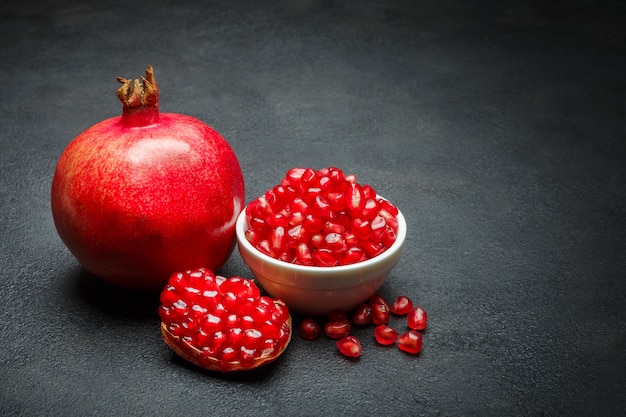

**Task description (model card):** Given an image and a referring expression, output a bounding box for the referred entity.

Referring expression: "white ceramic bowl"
[235,197,407,316]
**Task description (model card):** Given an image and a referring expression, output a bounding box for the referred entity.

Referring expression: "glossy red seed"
[303,214,324,233]
[244,168,400,266]
[159,269,291,370]
[360,199,380,220]
[311,195,331,217]
[370,293,390,309]
[391,295,413,315]
[324,318,351,339]
[344,182,365,212]
[370,293,390,325]
[352,303,372,325]
[295,242,315,266]
[374,324,398,345]
[312,248,338,267]
[407,306,428,330]
[371,303,389,325]
[299,318,321,340]
[362,184,377,200]
[340,247,365,265]
[301,168,318,186]
[379,199,399,216]
[336,336,362,358]
[398,330,423,354]
[286,167,306,187]
[362,241,384,258]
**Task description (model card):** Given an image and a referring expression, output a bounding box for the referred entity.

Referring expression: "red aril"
[324,318,351,339]
[391,295,413,316]
[352,303,373,325]
[159,268,291,372]
[336,336,362,358]
[299,318,321,341]
[407,306,428,331]
[370,293,390,325]
[397,330,423,355]
[374,324,398,346]
[244,167,399,267]
[51,67,244,290]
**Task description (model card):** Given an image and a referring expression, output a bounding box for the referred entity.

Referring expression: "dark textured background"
[1,1,625,416]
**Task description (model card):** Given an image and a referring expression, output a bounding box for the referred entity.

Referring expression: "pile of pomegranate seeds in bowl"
[244,167,400,267]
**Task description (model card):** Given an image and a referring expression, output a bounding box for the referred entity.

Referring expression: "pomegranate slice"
[159,268,291,372]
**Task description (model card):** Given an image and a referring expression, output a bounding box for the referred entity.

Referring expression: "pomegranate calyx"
[117,65,159,126]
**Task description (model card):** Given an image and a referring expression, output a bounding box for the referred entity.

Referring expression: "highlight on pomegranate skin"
[244,167,400,267]
[159,268,292,372]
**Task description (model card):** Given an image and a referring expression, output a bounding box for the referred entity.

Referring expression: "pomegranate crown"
[116,65,159,109]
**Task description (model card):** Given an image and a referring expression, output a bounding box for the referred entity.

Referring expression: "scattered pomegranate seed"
[397,330,423,354]
[324,318,351,339]
[300,296,428,362]
[336,336,362,358]
[391,295,413,315]
[352,303,372,325]
[373,324,398,345]
[245,167,399,266]
[407,305,428,330]
[299,318,321,340]
[370,293,390,325]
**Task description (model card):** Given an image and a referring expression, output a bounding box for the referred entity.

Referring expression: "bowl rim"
[235,195,407,274]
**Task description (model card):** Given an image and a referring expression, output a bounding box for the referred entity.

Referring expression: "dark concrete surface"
[1,1,625,416]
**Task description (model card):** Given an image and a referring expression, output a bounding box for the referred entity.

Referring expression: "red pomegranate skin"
[51,67,244,290]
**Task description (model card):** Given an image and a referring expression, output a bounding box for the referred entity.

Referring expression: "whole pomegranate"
[51,66,245,290]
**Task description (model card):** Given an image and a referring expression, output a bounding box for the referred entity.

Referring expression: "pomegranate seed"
[289,197,308,214]
[295,242,315,266]
[362,184,377,200]
[407,306,428,330]
[379,199,399,216]
[352,303,372,325]
[301,168,318,186]
[344,182,365,212]
[324,318,351,339]
[244,168,400,266]
[285,167,306,187]
[312,248,338,267]
[299,318,321,340]
[398,330,423,354]
[370,293,390,325]
[336,336,362,358]
[158,268,292,372]
[370,293,390,310]
[391,295,413,316]
[303,214,324,233]
[340,247,365,265]
[374,324,398,345]
[360,198,380,220]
